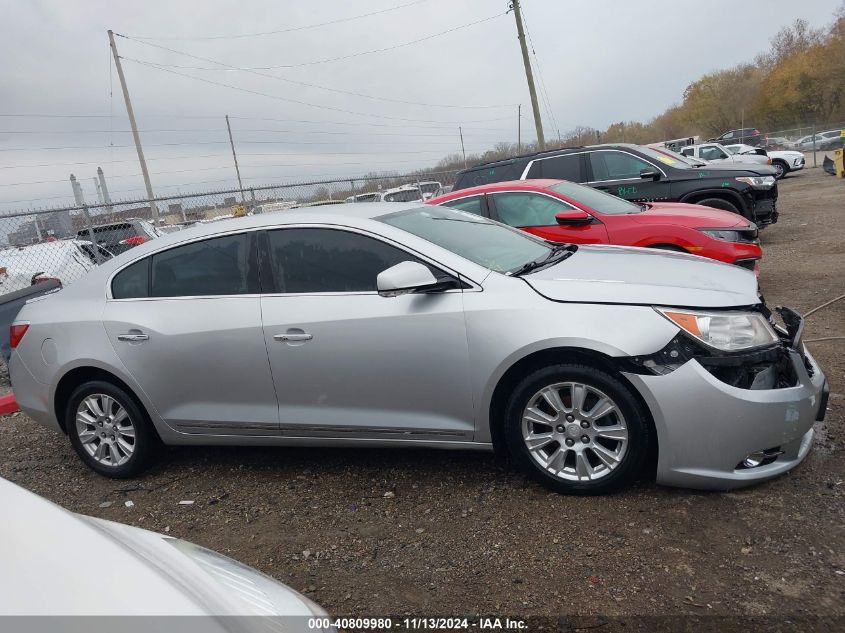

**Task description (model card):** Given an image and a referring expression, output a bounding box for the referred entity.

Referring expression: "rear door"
[487,191,608,244]
[102,232,280,435]
[585,149,670,203]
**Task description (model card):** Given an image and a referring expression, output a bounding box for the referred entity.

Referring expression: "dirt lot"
[1,169,843,624]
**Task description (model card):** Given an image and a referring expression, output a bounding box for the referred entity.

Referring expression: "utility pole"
[225,115,246,204]
[459,126,467,169]
[108,29,159,224]
[511,0,544,150]
[517,104,522,154]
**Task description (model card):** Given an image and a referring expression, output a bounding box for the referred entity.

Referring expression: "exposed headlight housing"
[735,176,776,190]
[655,308,779,352]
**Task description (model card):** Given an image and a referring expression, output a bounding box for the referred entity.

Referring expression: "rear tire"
[503,364,650,495]
[66,380,157,478]
[695,197,740,215]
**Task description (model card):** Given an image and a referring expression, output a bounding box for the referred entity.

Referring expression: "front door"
[259,227,474,441]
[103,232,280,436]
[586,149,670,203]
[488,191,609,244]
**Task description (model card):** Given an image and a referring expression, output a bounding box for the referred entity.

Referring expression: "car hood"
[523,244,759,308]
[687,163,778,177]
[630,202,749,228]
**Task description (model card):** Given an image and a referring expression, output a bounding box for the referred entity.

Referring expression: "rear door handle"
[117,333,149,342]
[274,333,313,342]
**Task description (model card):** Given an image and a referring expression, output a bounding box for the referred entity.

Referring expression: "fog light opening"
[737,447,784,470]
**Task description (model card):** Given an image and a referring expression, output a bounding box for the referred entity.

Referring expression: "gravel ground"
[0,169,843,624]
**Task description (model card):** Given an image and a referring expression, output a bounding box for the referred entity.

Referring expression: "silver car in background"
[0,477,332,627]
[9,203,827,494]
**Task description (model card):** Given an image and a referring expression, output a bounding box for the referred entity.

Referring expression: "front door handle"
[117,333,149,342]
[274,333,313,342]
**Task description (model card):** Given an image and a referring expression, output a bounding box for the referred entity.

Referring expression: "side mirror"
[554,209,593,225]
[377,261,439,297]
[639,168,660,181]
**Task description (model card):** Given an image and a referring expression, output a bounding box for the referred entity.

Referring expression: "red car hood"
[628,202,749,229]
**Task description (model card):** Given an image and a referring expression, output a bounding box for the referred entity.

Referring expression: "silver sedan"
[9,204,828,494]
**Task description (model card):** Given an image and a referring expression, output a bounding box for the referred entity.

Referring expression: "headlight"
[699,228,744,242]
[655,308,779,351]
[735,176,776,189]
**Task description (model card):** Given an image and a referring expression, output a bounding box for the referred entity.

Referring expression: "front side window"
[150,233,254,297]
[549,181,642,215]
[266,228,426,293]
[589,151,654,181]
[378,206,551,274]
[442,196,486,216]
[492,192,575,227]
[700,146,728,161]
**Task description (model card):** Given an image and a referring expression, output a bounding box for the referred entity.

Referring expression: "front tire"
[66,380,157,478]
[504,364,650,495]
[695,197,740,215]
[772,161,787,179]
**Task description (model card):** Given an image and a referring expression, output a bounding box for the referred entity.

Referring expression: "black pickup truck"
[451,144,780,226]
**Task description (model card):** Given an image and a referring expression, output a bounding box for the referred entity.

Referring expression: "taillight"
[119,235,147,246]
[10,323,29,349]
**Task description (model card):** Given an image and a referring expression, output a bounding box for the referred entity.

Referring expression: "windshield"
[635,145,692,169]
[549,181,643,215]
[378,206,552,274]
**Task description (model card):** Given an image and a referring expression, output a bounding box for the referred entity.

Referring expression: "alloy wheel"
[75,394,135,467]
[521,382,628,481]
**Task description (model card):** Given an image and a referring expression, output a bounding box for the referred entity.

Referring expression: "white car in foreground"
[0,477,332,626]
[724,143,805,179]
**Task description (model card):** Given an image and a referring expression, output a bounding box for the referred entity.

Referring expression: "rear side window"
[150,233,255,297]
[112,258,150,299]
[442,196,486,216]
[526,154,582,181]
[266,228,427,294]
[454,162,524,189]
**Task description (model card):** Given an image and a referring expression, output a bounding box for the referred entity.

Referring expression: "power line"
[520,5,559,138]
[121,35,513,110]
[126,0,426,41]
[117,13,506,71]
[122,56,515,125]
[0,112,512,132]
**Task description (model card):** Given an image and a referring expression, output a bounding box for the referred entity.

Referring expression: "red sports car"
[428,179,762,273]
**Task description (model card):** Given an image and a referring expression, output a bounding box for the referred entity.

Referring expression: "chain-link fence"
[0,168,461,297]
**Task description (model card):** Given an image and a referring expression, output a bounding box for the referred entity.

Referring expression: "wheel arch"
[680,188,748,215]
[487,346,658,472]
[54,366,151,435]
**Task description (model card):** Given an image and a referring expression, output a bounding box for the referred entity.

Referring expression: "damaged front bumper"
[622,307,828,490]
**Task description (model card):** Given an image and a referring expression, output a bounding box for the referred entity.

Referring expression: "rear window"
[453,162,525,190]
[78,223,135,244]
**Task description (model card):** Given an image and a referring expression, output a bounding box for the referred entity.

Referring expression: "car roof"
[461,143,651,171]
[434,179,563,198]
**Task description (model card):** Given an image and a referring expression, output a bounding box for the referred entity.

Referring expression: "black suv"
[709,128,763,147]
[451,144,779,226]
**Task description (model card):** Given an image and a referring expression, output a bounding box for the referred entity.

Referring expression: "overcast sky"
[0,0,840,211]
